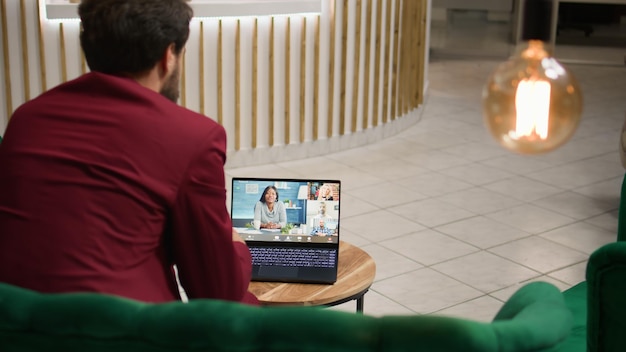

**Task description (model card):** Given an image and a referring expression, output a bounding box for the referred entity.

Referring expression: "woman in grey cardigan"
[253,185,287,230]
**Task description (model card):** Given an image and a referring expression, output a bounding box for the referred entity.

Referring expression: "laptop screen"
[230,178,341,244]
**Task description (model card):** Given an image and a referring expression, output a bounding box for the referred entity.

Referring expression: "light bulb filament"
[514,79,551,140]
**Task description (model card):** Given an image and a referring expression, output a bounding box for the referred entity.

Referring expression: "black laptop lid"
[230,177,341,246]
[230,177,341,283]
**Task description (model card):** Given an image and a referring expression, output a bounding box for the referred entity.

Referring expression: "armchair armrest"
[586,241,626,352]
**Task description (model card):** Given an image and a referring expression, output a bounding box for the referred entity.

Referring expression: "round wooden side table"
[248,241,376,313]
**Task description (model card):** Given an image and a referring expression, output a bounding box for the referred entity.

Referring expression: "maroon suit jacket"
[0,72,257,304]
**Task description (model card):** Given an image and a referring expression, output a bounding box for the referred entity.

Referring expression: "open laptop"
[230,177,341,284]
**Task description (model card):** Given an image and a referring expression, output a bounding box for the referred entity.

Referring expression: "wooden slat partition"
[0,0,427,164]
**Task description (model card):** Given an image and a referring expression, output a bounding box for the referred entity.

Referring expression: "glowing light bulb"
[514,79,550,140]
[482,0,583,154]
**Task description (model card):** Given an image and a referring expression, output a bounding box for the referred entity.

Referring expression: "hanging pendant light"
[482,0,583,154]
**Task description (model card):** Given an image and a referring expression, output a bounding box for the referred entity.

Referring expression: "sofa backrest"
[0,281,572,352]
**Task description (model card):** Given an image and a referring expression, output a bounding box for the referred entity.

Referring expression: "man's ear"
[159,43,178,78]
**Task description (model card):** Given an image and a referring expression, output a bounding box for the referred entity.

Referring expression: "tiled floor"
[226,57,626,321]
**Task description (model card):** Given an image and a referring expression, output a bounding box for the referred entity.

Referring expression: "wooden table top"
[248,241,376,307]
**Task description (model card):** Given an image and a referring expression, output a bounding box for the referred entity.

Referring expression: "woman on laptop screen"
[253,186,287,230]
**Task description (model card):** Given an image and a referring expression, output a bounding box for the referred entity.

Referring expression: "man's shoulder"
[79,73,223,135]
[169,104,222,130]
[39,73,220,125]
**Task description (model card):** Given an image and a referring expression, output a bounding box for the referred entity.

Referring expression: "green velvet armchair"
[585,241,626,352]
[0,281,571,352]
[554,173,626,352]
[555,241,626,352]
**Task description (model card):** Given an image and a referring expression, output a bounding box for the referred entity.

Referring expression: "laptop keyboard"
[250,247,337,268]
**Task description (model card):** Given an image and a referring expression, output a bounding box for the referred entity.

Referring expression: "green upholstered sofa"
[554,173,626,352]
[554,241,626,352]
[0,281,572,352]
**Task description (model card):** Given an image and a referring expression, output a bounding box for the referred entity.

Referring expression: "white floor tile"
[526,158,624,190]
[483,176,564,202]
[399,149,472,171]
[488,236,588,273]
[389,198,476,228]
[352,158,430,181]
[540,222,617,254]
[372,268,483,314]
[574,176,623,202]
[360,243,424,281]
[532,191,617,220]
[480,154,556,176]
[337,193,380,218]
[340,210,426,242]
[437,187,523,214]
[432,251,540,293]
[346,182,429,209]
[434,216,530,249]
[438,163,515,186]
[441,141,509,162]
[584,211,619,233]
[379,229,479,266]
[338,228,372,247]
[486,204,576,234]
[548,262,588,286]
[395,171,474,197]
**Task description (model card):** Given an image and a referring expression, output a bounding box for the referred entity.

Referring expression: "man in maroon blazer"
[0,0,257,304]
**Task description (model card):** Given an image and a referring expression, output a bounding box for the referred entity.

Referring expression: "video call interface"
[231,179,340,244]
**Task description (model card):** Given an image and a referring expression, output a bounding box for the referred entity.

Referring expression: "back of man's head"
[78,0,193,75]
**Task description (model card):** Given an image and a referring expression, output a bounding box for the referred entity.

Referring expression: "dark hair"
[259,186,279,203]
[78,0,193,74]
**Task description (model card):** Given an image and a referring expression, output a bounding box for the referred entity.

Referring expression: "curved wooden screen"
[0,0,428,167]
